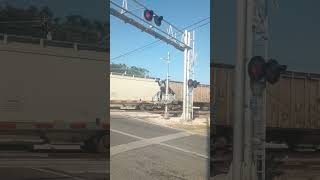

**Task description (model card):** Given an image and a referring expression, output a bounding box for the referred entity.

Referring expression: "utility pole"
[161,52,170,119]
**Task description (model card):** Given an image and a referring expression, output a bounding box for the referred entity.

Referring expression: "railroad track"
[211,148,320,179]
[0,149,108,180]
[110,109,210,115]
[0,150,107,159]
[0,144,108,159]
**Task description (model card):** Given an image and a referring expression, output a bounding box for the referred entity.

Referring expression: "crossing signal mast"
[231,0,287,180]
[110,0,197,121]
[41,16,52,40]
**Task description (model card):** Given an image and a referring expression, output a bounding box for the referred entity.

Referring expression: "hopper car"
[212,63,320,148]
[0,34,108,152]
[110,73,210,110]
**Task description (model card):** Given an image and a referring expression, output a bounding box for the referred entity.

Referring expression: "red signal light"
[248,56,287,84]
[188,79,193,87]
[187,79,199,88]
[248,56,266,81]
[144,10,153,21]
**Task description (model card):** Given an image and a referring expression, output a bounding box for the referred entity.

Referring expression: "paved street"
[110,113,209,180]
[0,150,108,180]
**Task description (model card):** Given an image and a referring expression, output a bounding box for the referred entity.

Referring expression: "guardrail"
[110,71,157,79]
[0,33,107,52]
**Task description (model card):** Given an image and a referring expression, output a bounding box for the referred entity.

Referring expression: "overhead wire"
[111,17,210,61]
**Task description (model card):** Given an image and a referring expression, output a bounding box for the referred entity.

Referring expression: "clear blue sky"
[110,0,210,84]
[212,0,320,74]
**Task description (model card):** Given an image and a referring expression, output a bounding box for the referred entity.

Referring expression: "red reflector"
[251,68,257,76]
[70,123,86,129]
[0,123,16,129]
[34,123,54,129]
[101,123,109,129]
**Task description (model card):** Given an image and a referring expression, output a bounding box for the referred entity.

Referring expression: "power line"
[183,17,210,29]
[111,18,210,61]
[111,21,209,61]
[111,40,160,61]
[188,21,210,31]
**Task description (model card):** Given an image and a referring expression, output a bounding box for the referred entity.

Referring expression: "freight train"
[212,63,320,148]
[0,34,108,153]
[110,73,210,110]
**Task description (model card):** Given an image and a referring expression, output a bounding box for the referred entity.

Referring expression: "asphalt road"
[0,150,108,180]
[110,113,209,180]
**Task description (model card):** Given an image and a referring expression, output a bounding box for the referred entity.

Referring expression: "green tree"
[111,63,150,77]
[0,5,106,47]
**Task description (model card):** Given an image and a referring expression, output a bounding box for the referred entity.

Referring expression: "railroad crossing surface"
[110,113,209,180]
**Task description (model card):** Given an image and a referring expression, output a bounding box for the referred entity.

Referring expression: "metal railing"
[0,33,107,52]
[110,71,157,79]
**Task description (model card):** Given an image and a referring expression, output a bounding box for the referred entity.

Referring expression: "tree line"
[0,5,108,47]
[111,63,150,77]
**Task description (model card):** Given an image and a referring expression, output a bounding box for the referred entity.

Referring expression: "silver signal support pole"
[182,30,192,121]
[182,30,188,120]
[166,52,170,119]
[229,0,270,179]
[232,0,246,178]
[252,1,269,179]
[162,52,170,119]
[244,0,254,167]
[187,31,192,120]
[191,31,195,119]
[186,31,190,121]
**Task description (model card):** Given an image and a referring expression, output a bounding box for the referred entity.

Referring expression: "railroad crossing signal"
[40,16,53,40]
[143,9,163,26]
[144,9,153,21]
[187,79,199,88]
[264,59,287,84]
[154,15,163,26]
[248,56,266,82]
[248,56,287,84]
[193,81,199,88]
[41,16,49,34]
